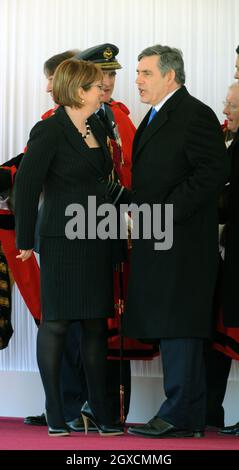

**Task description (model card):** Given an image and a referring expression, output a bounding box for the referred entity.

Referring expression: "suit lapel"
[54,107,112,178]
[133,86,188,162]
[133,108,168,162]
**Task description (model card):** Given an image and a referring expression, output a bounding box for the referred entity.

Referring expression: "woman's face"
[79,81,104,114]
[45,74,54,99]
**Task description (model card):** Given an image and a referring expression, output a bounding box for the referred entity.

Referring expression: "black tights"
[37,318,108,428]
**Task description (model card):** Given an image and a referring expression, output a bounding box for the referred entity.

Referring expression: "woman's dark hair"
[44,49,80,77]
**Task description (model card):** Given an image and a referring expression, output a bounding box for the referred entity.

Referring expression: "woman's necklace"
[80,120,91,139]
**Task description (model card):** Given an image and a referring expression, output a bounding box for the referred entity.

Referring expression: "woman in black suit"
[14,59,123,436]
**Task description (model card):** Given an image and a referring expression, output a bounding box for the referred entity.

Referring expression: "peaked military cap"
[77,43,122,70]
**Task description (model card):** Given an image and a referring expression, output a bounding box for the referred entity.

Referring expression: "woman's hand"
[16,249,33,261]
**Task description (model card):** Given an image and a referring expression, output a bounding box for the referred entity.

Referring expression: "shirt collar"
[154,86,181,113]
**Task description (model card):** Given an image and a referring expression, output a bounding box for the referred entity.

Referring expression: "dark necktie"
[147,107,157,125]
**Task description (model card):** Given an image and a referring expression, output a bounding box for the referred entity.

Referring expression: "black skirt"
[39,237,114,321]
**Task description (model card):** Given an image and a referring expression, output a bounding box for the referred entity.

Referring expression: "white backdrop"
[1,0,239,165]
[0,0,239,418]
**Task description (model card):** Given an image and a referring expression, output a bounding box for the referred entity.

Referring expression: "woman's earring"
[81,99,85,104]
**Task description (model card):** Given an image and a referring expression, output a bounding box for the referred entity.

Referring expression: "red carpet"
[0,417,239,450]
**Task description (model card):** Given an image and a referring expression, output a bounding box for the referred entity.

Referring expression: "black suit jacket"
[14,106,113,249]
[124,86,229,339]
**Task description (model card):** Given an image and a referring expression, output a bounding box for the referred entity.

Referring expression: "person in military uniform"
[78,43,134,188]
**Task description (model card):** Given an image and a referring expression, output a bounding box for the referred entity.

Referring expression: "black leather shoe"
[219,422,239,436]
[24,413,47,426]
[66,416,96,432]
[81,401,124,436]
[128,417,204,438]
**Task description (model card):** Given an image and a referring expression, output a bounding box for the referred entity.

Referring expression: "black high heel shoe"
[48,426,71,437]
[46,411,71,437]
[81,401,124,436]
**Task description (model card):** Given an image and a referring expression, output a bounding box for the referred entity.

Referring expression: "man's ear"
[167,69,176,85]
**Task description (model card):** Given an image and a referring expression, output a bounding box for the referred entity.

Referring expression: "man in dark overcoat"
[124,44,229,437]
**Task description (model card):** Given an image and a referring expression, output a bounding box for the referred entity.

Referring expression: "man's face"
[101,70,116,103]
[135,55,173,106]
[234,54,239,81]
[223,86,239,132]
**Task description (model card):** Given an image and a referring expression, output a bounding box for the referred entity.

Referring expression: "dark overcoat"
[124,86,228,339]
[222,132,239,326]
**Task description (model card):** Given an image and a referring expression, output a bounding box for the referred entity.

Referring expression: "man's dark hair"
[43,49,80,77]
[236,45,239,54]
[138,44,185,85]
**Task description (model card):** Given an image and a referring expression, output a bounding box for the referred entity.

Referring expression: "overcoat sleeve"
[166,106,229,223]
